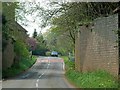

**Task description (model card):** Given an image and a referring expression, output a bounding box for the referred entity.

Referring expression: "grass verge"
[61,56,118,88]
[2,56,37,78]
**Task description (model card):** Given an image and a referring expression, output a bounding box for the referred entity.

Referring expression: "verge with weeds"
[2,56,37,78]
[61,56,118,88]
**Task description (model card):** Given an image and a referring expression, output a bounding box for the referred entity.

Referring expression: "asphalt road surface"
[2,57,76,89]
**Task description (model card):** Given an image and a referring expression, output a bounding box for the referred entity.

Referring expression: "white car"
[51,51,58,57]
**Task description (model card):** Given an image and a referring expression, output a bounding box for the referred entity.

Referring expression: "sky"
[16,0,51,37]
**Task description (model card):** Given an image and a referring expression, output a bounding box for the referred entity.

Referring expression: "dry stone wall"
[75,14,119,76]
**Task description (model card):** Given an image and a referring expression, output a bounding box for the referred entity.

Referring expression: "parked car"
[51,51,58,57]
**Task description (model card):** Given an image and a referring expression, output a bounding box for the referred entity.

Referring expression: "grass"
[61,56,118,88]
[2,56,37,78]
[66,69,118,88]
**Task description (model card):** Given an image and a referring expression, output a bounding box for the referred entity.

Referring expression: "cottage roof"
[15,22,28,33]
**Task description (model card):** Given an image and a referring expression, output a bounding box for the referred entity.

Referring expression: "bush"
[61,56,75,70]
[46,51,51,56]
[32,44,48,56]
[2,56,37,78]
[14,41,30,59]
[66,69,118,88]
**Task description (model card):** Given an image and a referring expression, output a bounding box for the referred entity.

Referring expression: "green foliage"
[36,32,44,42]
[2,14,7,25]
[2,56,37,78]
[45,27,74,55]
[61,56,75,70]
[14,41,30,59]
[32,46,48,56]
[32,29,38,38]
[44,2,118,56]
[2,2,19,51]
[66,69,118,88]
[45,2,118,51]
[32,32,48,56]
[45,51,51,56]
[2,2,18,21]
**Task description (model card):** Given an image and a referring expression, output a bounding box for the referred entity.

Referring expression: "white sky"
[16,0,52,37]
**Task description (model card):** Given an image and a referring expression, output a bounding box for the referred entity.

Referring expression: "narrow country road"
[2,57,76,89]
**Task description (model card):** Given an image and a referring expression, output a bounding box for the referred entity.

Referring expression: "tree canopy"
[32,29,38,38]
[16,2,118,55]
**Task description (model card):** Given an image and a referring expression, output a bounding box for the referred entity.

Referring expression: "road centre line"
[38,64,48,78]
[47,62,50,69]
[39,75,42,78]
[36,83,38,87]
[36,61,50,87]
[42,73,45,75]
[37,79,39,82]
[38,72,45,79]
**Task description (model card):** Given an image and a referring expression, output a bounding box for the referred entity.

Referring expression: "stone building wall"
[75,14,119,76]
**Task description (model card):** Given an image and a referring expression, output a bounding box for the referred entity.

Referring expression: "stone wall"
[75,14,119,76]
[2,39,14,70]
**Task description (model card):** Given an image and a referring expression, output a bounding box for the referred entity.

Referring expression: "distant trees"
[14,40,30,63]
[32,29,37,38]
[28,31,48,56]
[44,27,74,55]
[27,37,37,51]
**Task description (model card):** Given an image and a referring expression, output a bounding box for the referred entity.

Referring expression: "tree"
[32,32,48,56]
[2,2,18,51]
[27,37,37,58]
[27,37,37,51]
[32,29,37,38]
[44,27,74,55]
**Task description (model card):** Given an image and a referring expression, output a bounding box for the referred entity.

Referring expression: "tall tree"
[32,32,48,56]
[32,29,37,38]
[2,2,18,51]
